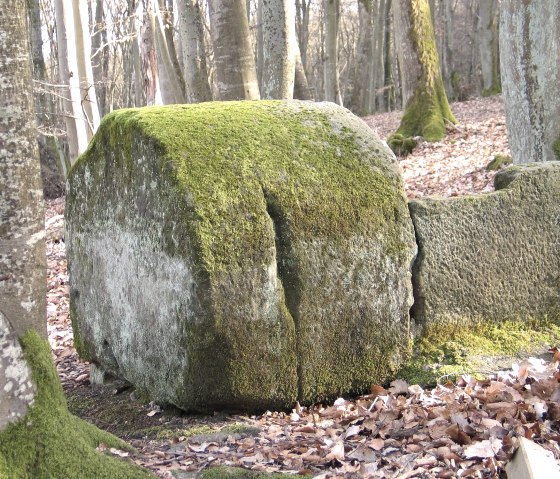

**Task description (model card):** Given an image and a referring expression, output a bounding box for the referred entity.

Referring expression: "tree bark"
[500,1,560,163]
[54,0,89,162]
[153,0,185,104]
[176,0,213,103]
[72,0,101,136]
[478,0,501,95]
[391,0,455,142]
[261,0,297,99]
[0,0,45,426]
[141,0,162,105]
[208,0,260,100]
[323,0,342,104]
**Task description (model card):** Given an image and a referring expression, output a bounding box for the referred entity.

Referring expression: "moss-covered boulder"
[66,101,416,412]
[409,162,560,330]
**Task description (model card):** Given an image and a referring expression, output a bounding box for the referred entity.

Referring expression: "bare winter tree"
[478,0,500,96]
[208,0,260,100]
[500,0,559,164]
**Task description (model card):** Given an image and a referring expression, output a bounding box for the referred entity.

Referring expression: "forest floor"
[45,96,560,478]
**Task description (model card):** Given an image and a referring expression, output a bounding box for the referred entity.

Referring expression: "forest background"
[32,0,500,198]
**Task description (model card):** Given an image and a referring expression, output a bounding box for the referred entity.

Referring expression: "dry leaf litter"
[46,96,560,478]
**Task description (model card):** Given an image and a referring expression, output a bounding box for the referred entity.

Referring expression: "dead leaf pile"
[129,358,560,478]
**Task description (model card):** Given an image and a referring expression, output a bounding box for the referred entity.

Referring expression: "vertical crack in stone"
[261,188,304,401]
[408,207,425,331]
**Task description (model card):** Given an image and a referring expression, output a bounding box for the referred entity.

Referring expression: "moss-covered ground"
[398,317,560,386]
[0,331,153,479]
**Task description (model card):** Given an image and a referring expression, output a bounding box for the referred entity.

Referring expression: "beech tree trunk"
[261,0,297,99]
[72,0,101,136]
[141,0,162,105]
[153,0,185,104]
[478,0,500,95]
[0,0,44,429]
[176,0,213,102]
[208,0,260,100]
[391,0,455,142]
[54,0,89,162]
[500,1,560,164]
[323,0,342,104]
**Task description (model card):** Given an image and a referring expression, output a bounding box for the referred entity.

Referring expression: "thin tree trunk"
[208,0,260,100]
[323,0,341,104]
[154,0,185,104]
[54,0,88,163]
[91,0,108,116]
[176,0,212,102]
[478,0,501,95]
[141,0,162,105]
[293,41,312,100]
[72,0,101,136]
[261,0,296,99]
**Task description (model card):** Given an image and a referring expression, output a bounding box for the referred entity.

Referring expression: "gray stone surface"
[65,100,416,411]
[409,161,560,328]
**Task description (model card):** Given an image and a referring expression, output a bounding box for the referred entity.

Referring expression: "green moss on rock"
[486,154,512,171]
[0,331,153,479]
[66,101,416,411]
[399,318,560,386]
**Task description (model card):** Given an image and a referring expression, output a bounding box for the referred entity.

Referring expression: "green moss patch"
[388,133,417,157]
[0,331,153,479]
[486,154,512,171]
[398,318,560,386]
[199,466,304,479]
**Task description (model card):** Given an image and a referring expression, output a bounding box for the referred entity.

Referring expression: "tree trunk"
[261,0,296,99]
[295,0,310,73]
[293,41,312,100]
[176,0,213,102]
[500,1,560,164]
[141,0,162,105]
[153,0,185,104]
[353,1,373,115]
[391,0,455,142]
[54,0,89,163]
[92,0,109,116]
[72,0,101,136]
[478,0,501,96]
[208,0,260,100]
[323,0,342,104]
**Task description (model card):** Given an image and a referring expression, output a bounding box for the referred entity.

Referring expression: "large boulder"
[66,101,416,412]
[409,162,560,329]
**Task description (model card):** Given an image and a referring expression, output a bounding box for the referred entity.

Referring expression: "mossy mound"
[0,331,153,479]
[387,133,417,157]
[486,154,512,171]
[66,101,417,412]
[409,161,560,329]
